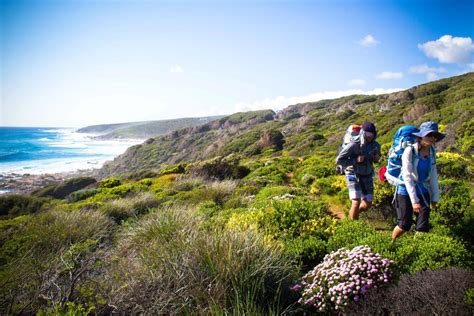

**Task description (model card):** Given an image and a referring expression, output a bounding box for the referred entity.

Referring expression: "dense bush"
[327,220,472,274]
[348,267,474,315]
[243,157,297,187]
[436,152,472,179]
[0,194,50,218]
[187,156,250,180]
[227,198,337,263]
[0,209,114,314]
[294,155,334,185]
[433,179,472,226]
[32,177,97,199]
[69,188,100,202]
[310,175,345,195]
[160,163,187,175]
[98,177,122,188]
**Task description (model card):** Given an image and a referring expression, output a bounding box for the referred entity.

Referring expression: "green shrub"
[284,236,327,263]
[98,177,122,188]
[32,177,97,199]
[434,179,472,227]
[327,219,375,252]
[69,188,100,202]
[254,185,293,201]
[294,155,334,184]
[0,209,113,314]
[187,156,250,180]
[265,198,335,240]
[37,302,95,316]
[0,194,50,218]
[250,198,338,262]
[436,152,472,179]
[328,220,471,274]
[310,175,345,196]
[160,163,187,175]
[243,157,297,187]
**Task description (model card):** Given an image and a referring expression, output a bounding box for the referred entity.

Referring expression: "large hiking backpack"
[336,124,361,174]
[384,125,419,185]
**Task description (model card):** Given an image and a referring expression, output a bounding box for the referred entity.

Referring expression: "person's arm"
[372,142,382,163]
[429,148,440,203]
[401,146,419,206]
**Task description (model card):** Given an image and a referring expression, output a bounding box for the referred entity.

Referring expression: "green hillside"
[1,73,473,315]
[99,72,474,178]
[77,115,224,139]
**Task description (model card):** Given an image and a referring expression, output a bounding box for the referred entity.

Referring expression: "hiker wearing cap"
[391,121,445,239]
[336,122,381,220]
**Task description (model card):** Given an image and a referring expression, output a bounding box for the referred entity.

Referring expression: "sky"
[1,0,473,128]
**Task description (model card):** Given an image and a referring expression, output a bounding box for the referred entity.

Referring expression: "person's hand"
[357,155,365,163]
[413,203,422,213]
[372,152,381,163]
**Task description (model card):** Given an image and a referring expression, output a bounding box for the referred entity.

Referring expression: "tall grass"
[98,191,160,222]
[107,206,298,314]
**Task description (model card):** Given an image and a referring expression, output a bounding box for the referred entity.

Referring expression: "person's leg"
[346,174,362,220]
[391,225,405,239]
[392,194,413,239]
[359,199,372,212]
[359,175,373,213]
[415,192,431,233]
[349,198,362,220]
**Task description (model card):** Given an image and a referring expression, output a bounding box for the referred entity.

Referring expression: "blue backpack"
[384,125,419,186]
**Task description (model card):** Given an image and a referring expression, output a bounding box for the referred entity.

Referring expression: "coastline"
[0,168,98,195]
[0,128,146,196]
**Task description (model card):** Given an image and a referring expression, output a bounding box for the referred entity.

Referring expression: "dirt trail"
[327,199,346,219]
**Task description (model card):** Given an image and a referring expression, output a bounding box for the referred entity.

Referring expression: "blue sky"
[1,0,473,127]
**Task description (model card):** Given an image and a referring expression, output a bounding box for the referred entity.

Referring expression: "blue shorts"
[346,174,374,201]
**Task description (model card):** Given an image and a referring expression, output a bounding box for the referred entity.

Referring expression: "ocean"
[0,127,143,176]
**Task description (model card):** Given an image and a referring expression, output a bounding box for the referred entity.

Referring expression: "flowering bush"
[294,245,393,312]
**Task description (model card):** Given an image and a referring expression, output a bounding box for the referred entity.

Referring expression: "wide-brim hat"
[412,121,446,141]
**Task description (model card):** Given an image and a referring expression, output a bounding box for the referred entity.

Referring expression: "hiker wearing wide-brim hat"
[412,121,446,142]
[392,121,445,239]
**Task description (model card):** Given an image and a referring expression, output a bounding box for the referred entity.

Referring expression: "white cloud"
[409,64,446,81]
[234,88,403,112]
[375,71,403,80]
[426,72,439,81]
[409,64,446,74]
[468,63,474,70]
[170,65,183,73]
[358,34,380,47]
[348,79,367,86]
[418,35,474,64]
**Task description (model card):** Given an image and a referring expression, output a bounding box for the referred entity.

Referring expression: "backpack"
[383,125,419,185]
[336,124,361,175]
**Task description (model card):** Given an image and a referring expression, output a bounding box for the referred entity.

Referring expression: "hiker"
[391,121,445,239]
[336,122,381,220]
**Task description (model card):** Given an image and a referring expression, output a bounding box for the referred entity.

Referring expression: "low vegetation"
[1,73,473,314]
